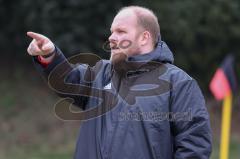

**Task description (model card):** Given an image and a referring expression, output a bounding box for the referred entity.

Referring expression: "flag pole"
[220,92,232,159]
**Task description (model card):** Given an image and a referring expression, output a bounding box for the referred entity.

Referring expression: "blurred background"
[0,0,240,158]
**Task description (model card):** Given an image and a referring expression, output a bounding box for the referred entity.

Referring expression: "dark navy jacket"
[34,40,212,159]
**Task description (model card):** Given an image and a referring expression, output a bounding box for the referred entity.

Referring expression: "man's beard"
[110,45,141,63]
[110,51,128,64]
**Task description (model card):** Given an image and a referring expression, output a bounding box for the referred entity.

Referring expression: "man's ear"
[140,31,151,46]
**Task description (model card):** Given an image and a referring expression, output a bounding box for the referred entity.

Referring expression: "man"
[27,6,212,159]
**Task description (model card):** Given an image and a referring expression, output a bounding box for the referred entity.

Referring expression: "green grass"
[210,134,240,159]
[0,67,79,159]
[3,148,73,159]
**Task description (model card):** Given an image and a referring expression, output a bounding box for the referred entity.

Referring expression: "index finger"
[27,31,45,42]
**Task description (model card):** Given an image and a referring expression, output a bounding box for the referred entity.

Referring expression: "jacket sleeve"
[170,79,212,159]
[32,46,103,109]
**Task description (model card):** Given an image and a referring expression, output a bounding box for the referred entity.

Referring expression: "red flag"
[210,68,231,100]
[209,55,237,101]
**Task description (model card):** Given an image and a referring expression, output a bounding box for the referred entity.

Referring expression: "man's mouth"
[111,47,121,54]
[110,45,120,50]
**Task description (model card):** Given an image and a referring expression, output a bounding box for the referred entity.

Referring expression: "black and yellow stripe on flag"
[210,54,238,159]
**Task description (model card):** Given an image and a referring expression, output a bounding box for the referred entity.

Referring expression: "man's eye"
[117,30,125,33]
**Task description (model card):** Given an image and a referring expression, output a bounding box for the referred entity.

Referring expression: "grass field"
[0,66,239,159]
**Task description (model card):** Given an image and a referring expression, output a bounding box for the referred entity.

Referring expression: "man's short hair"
[118,6,161,47]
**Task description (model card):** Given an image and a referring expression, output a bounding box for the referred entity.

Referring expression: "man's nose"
[108,33,118,48]
[108,33,117,43]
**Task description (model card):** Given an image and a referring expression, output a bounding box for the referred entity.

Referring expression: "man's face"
[109,10,143,60]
